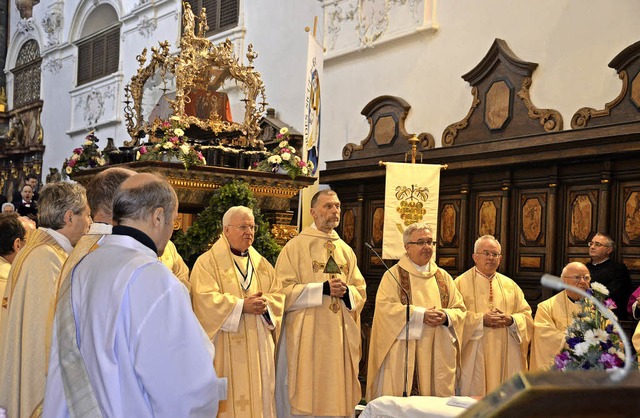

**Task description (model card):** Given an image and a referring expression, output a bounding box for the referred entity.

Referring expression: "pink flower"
[197,151,204,160]
[281,148,289,153]
[604,298,617,309]
[140,145,148,154]
[67,159,76,168]
[73,147,83,155]
[298,160,306,167]
[162,121,171,128]
[276,133,283,139]
[170,136,179,143]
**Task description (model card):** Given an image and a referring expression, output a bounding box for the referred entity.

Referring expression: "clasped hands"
[423,307,447,327]
[329,277,348,298]
[483,308,513,328]
[243,292,268,315]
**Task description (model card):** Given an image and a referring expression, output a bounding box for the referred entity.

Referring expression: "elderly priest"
[529,262,590,371]
[191,206,284,417]
[367,223,466,400]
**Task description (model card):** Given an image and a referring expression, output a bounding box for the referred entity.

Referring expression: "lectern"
[461,370,640,418]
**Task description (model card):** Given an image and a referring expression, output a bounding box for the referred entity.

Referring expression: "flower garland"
[62,133,106,177]
[255,127,313,179]
[137,116,206,170]
[553,282,627,371]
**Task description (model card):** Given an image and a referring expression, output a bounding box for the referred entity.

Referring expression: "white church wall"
[6,0,639,177]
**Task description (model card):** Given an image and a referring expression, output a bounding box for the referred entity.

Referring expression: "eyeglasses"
[476,251,501,258]
[230,225,256,232]
[563,275,591,283]
[407,240,436,247]
[588,241,610,248]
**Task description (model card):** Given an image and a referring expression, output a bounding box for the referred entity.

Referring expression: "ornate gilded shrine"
[76,4,312,242]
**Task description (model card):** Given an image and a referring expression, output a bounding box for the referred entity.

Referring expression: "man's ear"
[152,207,165,228]
[12,237,23,253]
[63,209,74,226]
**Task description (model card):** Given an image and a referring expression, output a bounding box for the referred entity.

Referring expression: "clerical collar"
[591,258,610,266]
[230,247,249,257]
[409,259,430,274]
[112,225,157,254]
[475,267,496,280]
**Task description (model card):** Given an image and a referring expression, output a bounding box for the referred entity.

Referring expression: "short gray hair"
[86,167,135,218]
[38,182,88,229]
[223,206,254,226]
[593,232,615,251]
[310,189,338,208]
[474,235,502,253]
[1,202,15,212]
[113,175,177,225]
[403,223,433,245]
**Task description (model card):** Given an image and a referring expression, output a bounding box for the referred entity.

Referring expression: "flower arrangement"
[137,116,206,170]
[62,133,106,177]
[553,282,627,371]
[255,127,313,179]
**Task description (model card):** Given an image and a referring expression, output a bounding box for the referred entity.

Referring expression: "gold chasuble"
[366,256,466,401]
[191,236,284,417]
[455,268,533,396]
[633,321,640,353]
[530,291,580,371]
[0,229,69,418]
[160,239,191,292]
[275,227,366,417]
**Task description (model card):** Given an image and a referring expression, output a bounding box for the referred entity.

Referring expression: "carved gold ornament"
[123,3,267,148]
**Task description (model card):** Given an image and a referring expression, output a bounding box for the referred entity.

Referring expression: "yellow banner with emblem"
[382,162,441,260]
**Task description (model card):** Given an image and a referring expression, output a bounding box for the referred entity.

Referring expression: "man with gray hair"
[0,182,91,418]
[191,205,284,417]
[1,202,15,213]
[455,235,532,396]
[43,173,226,417]
[367,223,466,400]
[530,262,590,371]
[0,212,26,333]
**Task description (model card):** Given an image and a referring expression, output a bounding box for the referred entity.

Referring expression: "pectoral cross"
[324,241,342,314]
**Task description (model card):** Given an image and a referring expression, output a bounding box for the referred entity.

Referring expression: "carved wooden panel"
[476,195,501,240]
[342,208,356,247]
[567,189,598,246]
[439,200,459,247]
[519,193,546,246]
[622,184,640,245]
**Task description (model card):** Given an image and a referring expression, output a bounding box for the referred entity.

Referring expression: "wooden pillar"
[355,184,365,261]
[545,175,558,299]
[598,160,611,234]
[500,172,511,273]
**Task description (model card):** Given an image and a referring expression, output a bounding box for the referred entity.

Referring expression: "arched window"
[184,0,239,35]
[12,40,41,108]
[76,4,120,86]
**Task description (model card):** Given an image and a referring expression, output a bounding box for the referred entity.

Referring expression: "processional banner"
[303,32,323,176]
[382,163,441,260]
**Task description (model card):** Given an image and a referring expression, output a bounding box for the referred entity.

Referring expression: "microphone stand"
[540,274,633,383]
[365,243,410,397]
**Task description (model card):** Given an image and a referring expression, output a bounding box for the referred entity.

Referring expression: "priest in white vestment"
[455,235,533,396]
[366,223,466,400]
[275,189,366,418]
[530,262,590,371]
[191,206,285,417]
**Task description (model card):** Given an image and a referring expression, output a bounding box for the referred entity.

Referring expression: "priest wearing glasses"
[529,262,591,371]
[455,235,533,396]
[366,223,466,400]
[191,206,285,417]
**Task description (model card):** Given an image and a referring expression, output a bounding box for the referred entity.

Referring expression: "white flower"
[136,151,141,160]
[301,167,308,175]
[289,146,296,154]
[584,328,608,345]
[293,156,301,163]
[163,142,174,149]
[65,166,73,174]
[268,155,282,164]
[279,127,289,135]
[308,160,315,170]
[84,140,93,146]
[281,152,291,161]
[70,154,80,161]
[573,341,590,356]
[279,140,288,148]
[97,157,106,166]
[174,128,184,137]
[180,144,190,155]
[590,282,609,296]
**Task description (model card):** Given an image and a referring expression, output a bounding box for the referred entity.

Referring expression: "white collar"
[40,227,74,254]
[410,259,431,273]
[89,222,112,235]
[591,258,610,266]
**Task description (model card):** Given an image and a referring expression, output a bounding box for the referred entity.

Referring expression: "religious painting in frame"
[438,199,460,247]
[475,193,501,242]
[519,192,546,246]
[567,189,598,247]
[621,182,640,246]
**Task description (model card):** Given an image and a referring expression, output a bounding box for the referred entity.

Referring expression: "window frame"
[76,23,121,87]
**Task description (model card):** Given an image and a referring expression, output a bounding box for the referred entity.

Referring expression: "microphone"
[540,274,633,383]
[365,242,411,397]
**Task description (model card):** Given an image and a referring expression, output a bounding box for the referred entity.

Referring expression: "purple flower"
[599,340,613,351]
[604,298,617,309]
[73,147,83,155]
[598,352,623,369]
[554,352,571,370]
[606,324,614,333]
[567,336,583,349]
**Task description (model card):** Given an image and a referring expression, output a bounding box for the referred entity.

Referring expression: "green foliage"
[173,180,282,266]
